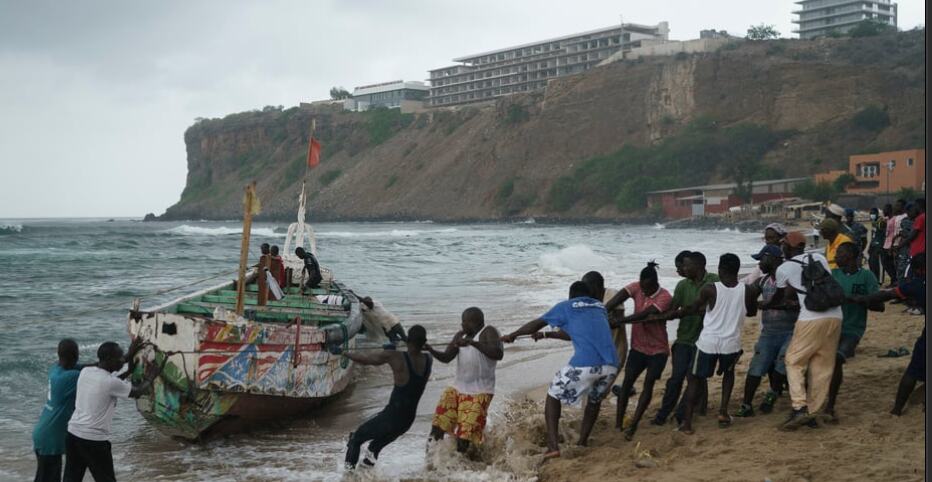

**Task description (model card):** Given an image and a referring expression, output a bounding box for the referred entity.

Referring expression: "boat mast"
[235,181,258,315]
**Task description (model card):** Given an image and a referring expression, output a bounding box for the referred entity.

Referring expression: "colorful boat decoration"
[128,176,364,440]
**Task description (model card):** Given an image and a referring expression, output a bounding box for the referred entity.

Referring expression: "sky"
[0,0,925,218]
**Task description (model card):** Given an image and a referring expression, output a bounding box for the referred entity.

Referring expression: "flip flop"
[542,450,561,460]
[898,347,911,356]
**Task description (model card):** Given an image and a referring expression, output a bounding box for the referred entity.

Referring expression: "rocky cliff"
[160,31,924,222]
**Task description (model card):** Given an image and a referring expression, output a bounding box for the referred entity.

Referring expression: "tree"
[833,173,857,192]
[330,87,352,100]
[720,123,780,203]
[794,179,838,202]
[851,105,890,132]
[747,24,780,40]
[848,20,897,38]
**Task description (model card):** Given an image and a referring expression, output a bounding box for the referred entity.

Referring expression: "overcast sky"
[0,0,924,218]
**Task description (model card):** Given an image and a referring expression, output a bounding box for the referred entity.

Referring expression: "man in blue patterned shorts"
[502,281,619,460]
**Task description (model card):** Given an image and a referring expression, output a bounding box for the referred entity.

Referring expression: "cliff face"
[161,31,925,222]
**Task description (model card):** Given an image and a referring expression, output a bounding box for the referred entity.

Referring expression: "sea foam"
[166,225,279,237]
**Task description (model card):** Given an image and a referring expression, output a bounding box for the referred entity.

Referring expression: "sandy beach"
[481,308,925,482]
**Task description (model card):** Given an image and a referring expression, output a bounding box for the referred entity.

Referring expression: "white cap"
[827,204,845,217]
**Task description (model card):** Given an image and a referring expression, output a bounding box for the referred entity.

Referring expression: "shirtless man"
[427,307,502,454]
[341,326,431,470]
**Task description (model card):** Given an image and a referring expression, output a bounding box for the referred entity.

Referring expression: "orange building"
[846,149,925,194]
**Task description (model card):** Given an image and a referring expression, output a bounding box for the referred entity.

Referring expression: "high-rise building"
[793,0,897,39]
[427,22,669,108]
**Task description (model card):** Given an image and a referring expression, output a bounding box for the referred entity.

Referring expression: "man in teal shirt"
[652,251,719,426]
[825,242,882,422]
[33,339,88,482]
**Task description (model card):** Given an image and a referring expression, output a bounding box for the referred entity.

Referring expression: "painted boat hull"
[128,281,361,441]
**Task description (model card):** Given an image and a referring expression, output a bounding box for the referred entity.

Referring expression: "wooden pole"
[235,182,257,315]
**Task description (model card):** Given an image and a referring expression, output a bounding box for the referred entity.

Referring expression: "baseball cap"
[784,231,807,248]
[751,244,784,260]
[818,217,840,231]
[764,223,787,236]
[844,208,855,217]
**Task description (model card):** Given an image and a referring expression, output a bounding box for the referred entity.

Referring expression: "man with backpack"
[773,231,845,430]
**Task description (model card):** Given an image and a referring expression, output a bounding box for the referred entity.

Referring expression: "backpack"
[790,254,846,312]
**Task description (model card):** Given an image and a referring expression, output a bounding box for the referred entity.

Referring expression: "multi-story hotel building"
[427,22,669,107]
[793,0,897,39]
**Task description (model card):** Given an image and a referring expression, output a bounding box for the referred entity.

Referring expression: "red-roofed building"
[647,178,807,219]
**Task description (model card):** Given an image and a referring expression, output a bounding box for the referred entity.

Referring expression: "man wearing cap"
[826,203,855,240]
[744,224,787,286]
[772,231,844,430]
[843,209,868,261]
[819,218,853,270]
[736,244,798,417]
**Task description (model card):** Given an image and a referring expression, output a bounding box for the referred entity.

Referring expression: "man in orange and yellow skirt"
[426,307,502,453]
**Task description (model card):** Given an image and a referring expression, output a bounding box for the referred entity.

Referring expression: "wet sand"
[487,308,925,482]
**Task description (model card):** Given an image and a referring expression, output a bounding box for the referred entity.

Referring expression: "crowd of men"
[31,201,925,479]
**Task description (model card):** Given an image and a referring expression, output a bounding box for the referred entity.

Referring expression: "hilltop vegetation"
[162,29,925,221]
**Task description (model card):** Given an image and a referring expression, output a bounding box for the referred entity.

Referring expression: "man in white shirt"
[359,296,407,344]
[426,307,502,455]
[63,340,159,482]
[771,231,844,431]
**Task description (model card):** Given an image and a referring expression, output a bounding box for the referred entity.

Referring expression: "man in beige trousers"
[772,231,844,430]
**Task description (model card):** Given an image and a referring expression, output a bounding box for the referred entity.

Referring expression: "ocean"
[0,219,764,481]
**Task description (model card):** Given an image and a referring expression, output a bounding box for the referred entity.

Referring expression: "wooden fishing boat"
[127,178,363,441]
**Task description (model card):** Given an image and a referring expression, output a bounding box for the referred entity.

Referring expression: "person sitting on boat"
[427,307,502,455]
[269,245,286,288]
[360,296,407,344]
[64,339,163,482]
[338,325,432,470]
[294,247,322,290]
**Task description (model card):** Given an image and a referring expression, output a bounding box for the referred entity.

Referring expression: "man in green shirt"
[825,242,883,422]
[651,251,719,426]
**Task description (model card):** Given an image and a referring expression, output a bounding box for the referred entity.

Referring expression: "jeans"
[655,342,707,422]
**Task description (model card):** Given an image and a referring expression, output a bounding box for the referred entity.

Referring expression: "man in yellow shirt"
[820,218,853,269]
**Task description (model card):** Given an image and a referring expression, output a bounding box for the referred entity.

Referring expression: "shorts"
[748,332,792,377]
[837,334,861,361]
[906,329,926,382]
[431,387,494,445]
[624,349,668,382]
[691,349,742,379]
[548,364,618,407]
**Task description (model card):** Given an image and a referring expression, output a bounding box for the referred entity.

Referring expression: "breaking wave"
[0,224,23,235]
[165,225,279,237]
[537,244,612,276]
[317,228,459,238]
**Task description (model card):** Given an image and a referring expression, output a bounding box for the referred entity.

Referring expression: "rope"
[340,324,349,368]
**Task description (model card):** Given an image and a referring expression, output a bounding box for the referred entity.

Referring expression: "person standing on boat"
[294,247,322,290]
[269,245,286,288]
[359,296,407,344]
[32,339,91,482]
[340,325,432,470]
[427,307,502,454]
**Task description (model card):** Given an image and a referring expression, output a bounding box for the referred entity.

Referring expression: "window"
[908,158,914,166]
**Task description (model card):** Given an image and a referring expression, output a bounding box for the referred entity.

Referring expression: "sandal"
[718,415,733,428]
[543,450,561,460]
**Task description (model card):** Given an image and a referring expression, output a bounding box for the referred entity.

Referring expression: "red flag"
[306,137,321,169]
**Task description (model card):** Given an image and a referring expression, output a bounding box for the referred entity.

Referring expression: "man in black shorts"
[851,253,926,415]
[340,325,432,470]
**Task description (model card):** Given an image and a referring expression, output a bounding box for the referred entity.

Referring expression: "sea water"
[0,220,763,481]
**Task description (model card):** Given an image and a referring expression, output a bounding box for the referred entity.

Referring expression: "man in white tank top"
[426,307,502,454]
[670,253,759,434]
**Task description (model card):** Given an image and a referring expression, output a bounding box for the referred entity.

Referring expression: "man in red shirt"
[604,262,673,441]
[905,200,925,258]
[269,245,286,288]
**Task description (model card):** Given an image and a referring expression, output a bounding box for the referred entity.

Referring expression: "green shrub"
[793,179,838,202]
[496,178,516,203]
[849,20,896,38]
[547,177,582,211]
[319,169,342,187]
[852,105,890,132]
[366,107,414,145]
[833,173,857,192]
[505,104,530,124]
